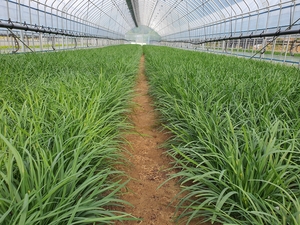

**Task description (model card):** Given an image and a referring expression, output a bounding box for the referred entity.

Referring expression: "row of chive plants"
[143,46,300,225]
[0,45,142,224]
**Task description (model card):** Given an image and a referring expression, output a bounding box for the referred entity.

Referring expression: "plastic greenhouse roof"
[0,0,299,40]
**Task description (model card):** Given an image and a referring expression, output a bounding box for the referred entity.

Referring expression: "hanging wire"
[51,36,56,50]
[7,28,34,53]
[250,17,300,59]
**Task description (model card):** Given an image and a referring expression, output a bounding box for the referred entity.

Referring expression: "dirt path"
[115,55,206,225]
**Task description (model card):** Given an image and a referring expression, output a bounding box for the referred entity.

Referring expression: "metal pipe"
[162,29,300,44]
[0,20,126,41]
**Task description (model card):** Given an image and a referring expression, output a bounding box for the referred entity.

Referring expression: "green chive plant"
[0,45,142,224]
[144,46,300,225]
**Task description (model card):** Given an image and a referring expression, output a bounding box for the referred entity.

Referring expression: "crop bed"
[1,44,299,225]
[0,45,142,224]
[144,46,300,225]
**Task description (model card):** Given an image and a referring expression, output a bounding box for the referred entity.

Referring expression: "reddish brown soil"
[114,56,211,225]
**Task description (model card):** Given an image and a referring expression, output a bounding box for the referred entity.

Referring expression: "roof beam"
[126,0,138,27]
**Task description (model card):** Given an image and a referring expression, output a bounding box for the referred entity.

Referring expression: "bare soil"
[114,55,210,225]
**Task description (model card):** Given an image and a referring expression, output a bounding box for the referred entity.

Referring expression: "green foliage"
[144,46,300,225]
[0,45,142,224]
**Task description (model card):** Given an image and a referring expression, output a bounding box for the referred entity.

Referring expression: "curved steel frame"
[0,0,299,53]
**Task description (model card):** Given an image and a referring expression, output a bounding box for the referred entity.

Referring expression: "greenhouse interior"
[0,0,299,64]
[0,0,300,225]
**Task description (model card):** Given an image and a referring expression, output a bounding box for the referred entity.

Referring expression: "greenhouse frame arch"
[0,0,300,63]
